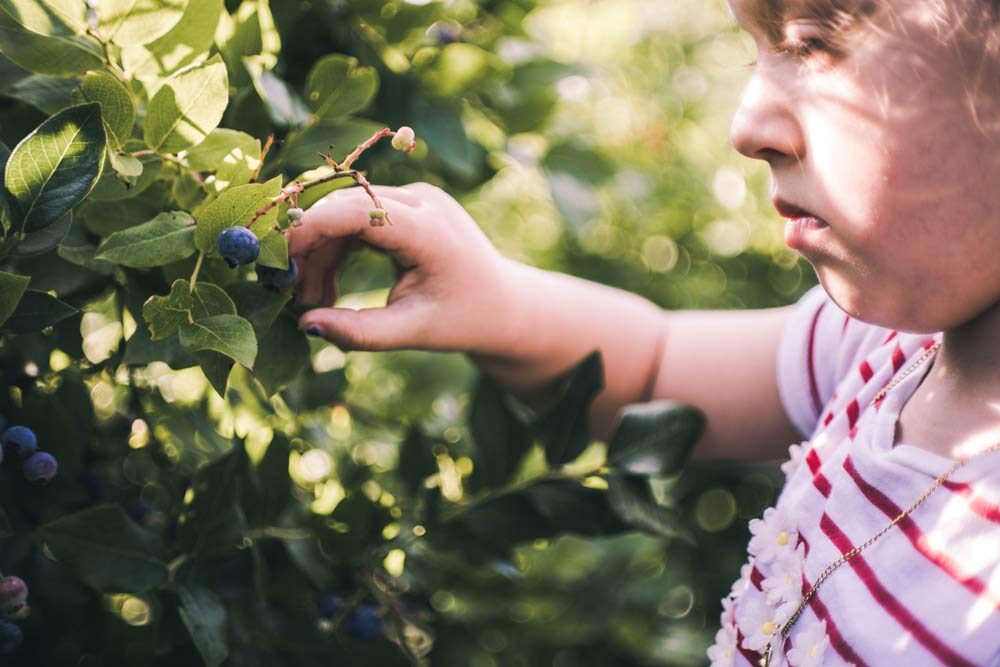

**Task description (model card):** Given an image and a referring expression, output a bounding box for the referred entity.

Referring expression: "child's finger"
[296,242,345,306]
[287,193,423,268]
[298,299,428,352]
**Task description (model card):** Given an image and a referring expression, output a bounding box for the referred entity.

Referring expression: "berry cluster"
[0,575,29,654]
[316,592,384,640]
[0,423,58,485]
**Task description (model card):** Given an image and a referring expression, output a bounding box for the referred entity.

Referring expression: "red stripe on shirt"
[807,302,827,416]
[806,448,822,474]
[750,566,764,591]
[799,572,871,667]
[891,344,906,372]
[883,331,898,345]
[943,480,1000,524]
[844,456,1000,610]
[735,629,762,665]
[846,399,860,429]
[858,360,874,383]
[819,513,979,667]
[806,450,833,497]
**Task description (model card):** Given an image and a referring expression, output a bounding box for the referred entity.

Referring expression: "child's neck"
[932,298,1000,396]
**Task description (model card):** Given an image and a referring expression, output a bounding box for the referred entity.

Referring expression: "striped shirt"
[710,284,1000,667]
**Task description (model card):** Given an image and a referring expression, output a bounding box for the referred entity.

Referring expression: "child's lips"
[771,198,829,226]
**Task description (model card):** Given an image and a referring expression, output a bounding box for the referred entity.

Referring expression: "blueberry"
[344,605,383,640]
[216,226,260,267]
[23,451,57,485]
[257,259,299,291]
[1,426,37,459]
[0,577,27,619]
[0,620,21,654]
[317,592,342,618]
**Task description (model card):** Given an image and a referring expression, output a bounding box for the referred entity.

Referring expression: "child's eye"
[779,36,831,59]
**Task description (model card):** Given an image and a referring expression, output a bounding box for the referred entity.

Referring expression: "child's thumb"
[298,305,423,352]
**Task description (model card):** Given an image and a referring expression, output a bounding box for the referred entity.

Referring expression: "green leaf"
[95,211,196,267]
[1,288,75,333]
[304,54,379,120]
[9,210,72,256]
[605,401,705,477]
[253,313,308,395]
[5,102,107,233]
[244,55,310,127]
[535,351,604,465]
[36,504,168,592]
[184,128,260,193]
[418,43,500,99]
[193,176,281,252]
[144,54,229,153]
[142,278,193,340]
[227,281,288,336]
[89,153,161,201]
[57,241,117,275]
[108,151,142,178]
[194,350,234,397]
[76,70,136,148]
[120,0,223,77]
[467,375,533,492]
[216,0,280,88]
[3,74,80,114]
[179,314,256,368]
[606,473,690,542]
[0,270,30,327]
[0,9,103,75]
[256,229,286,269]
[177,585,229,667]
[176,441,248,559]
[190,281,236,319]
[97,0,187,47]
[397,426,438,499]
[0,0,87,36]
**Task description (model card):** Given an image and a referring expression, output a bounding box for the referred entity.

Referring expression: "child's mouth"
[784,216,829,249]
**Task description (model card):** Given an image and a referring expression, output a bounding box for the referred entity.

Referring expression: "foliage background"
[0,0,817,665]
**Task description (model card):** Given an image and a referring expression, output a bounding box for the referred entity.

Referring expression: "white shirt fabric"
[710,284,1000,667]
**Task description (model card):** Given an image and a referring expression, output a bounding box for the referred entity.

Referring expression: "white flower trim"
[748,505,799,564]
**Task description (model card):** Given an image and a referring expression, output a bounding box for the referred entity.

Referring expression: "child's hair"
[744,0,1000,136]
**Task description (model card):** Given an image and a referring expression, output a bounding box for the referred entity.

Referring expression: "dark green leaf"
[36,504,168,591]
[179,314,257,368]
[227,281,289,337]
[176,442,248,559]
[397,426,439,500]
[10,211,72,256]
[176,584,229,667]
[534,351,604,465]
[0,269,29,327]
[76,70,136,148]
[606,401,705,476]
[606,473,691,542]
[467,375,533,492]
[253,313,309,395]
[1,288,76,333]
[0,10,103,75]
[95,211,196,267]
[3,73,79,113]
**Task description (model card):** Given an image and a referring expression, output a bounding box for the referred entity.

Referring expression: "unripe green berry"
[369,209,387,226]
[391,126,416,151]
[288,207,304,224]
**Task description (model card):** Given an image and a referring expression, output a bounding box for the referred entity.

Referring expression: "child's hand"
[287,182,520,354]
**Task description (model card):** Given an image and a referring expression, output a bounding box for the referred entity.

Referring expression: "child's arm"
[290,183,801,460]
[469,263,803,459]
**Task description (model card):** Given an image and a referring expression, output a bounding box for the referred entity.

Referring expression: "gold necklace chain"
[761,341,1000,666]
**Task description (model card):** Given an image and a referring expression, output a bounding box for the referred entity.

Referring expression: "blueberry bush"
[0,1,797,665]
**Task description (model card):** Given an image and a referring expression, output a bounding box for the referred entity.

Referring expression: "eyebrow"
[733,0,878,42]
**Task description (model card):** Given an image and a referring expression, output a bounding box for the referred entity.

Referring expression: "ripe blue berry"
[216,226,260,267]
[344,605,383,640]
[1,426,37,459]
[257,259,299,291]
[23,451,57,485]
[317,592,342,618]
[0,577,27,617]
[0,620,21,654]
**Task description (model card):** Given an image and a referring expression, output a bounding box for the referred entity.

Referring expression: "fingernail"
[305,326,321,337]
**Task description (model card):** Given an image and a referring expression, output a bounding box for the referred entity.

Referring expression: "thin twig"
[250,134,275,183]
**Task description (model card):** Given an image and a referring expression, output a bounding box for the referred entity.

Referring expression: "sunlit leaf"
[97,0,187,47]
[5,102,106,233]
[179,314,256,368]
[144,55,228,153]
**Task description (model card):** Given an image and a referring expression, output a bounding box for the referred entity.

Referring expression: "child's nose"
[729,71,806,165]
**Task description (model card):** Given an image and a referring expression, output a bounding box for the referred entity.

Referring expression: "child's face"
[728,0,1000,333]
